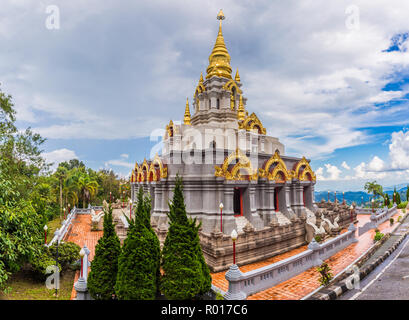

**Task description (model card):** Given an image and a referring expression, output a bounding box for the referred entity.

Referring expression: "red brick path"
[212,211,402,300]
[67,214,103,300]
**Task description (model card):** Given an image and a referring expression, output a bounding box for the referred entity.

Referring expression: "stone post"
[224,264,246,300]
[308,238,323,267]
[248,184,263,230]
[74,245,92,300]
[284,184,297,220]
[348,223,358,243]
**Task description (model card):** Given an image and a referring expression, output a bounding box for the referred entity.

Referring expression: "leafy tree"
[88,204,121,300]
[393,187,401,205]
[115,191,160,300]
[0,86,45,288]
[160,176,211,299]
[364,181,383,199]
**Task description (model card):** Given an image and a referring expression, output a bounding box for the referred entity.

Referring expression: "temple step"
[235,216,251,233]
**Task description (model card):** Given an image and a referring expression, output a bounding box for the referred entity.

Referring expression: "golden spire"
[184,97,191,125]
[237,94,246,121]
[235,69,240,82]
[199,72,204,85]
[206,10,232,80]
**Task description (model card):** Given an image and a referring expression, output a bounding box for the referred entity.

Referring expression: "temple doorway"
[274,188,279,212]
[233,187,244,216]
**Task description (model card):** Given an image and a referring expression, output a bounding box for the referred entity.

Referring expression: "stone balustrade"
[224,223,357,300]
[370,205,397,227]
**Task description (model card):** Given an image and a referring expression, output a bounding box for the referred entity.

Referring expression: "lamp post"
[68,203,71,213]
[109,191,112,204]
[63,207,66,220]
[393,192,396,204]
[129,199,133,220]
[43,225,48,245]
[219,203,224,233]
[328,190,330,202]
[372,198,375,213]
[350,205,354,223]
[231,229,238,265]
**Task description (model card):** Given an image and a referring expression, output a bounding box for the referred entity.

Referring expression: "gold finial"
[217,9,225,21]
[199,72,204,85]
[237,94,246,121]
[235,69,240,82]
[206,10,232,80]
[184,97,191,125]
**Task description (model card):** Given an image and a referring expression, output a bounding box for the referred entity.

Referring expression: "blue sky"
[2,0,409,192]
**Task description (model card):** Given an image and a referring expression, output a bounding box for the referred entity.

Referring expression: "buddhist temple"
[129,10,354,272]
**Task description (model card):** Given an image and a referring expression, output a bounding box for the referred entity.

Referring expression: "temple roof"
[206,10,232,80]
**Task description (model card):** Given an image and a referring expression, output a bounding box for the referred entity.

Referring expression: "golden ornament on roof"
[237,94,246,121]
[184,97,191,125]
[206,10,232,80]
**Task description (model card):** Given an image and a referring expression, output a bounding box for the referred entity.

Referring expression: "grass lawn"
[0,268,76,300]
[0,215,76,300]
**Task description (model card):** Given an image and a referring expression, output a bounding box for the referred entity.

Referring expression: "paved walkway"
[211,211,402,300]
[67,213,103,300]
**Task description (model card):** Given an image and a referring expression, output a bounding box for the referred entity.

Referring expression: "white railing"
[47,207,78,247]
[370,204,397,227]
[224,223,357,300]
[46,205,103,247]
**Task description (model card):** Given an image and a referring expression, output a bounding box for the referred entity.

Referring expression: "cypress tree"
[160,175,212,299]
[87,204,121,300]
[115,188,160,300]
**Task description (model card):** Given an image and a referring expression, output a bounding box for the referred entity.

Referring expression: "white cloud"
[43,148,78,169]
[341,161,350,170]
[389,130,409,170]
[0,0,408,156]
[316,164,342,181]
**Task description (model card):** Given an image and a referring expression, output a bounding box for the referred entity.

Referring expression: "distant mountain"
[315,185,408,205]
[314,191,370,206]
[383,183,409,192]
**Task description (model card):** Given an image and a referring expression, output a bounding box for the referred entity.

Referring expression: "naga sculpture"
[305,208,327,243]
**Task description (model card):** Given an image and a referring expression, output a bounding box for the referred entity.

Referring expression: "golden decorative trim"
[293,157,316,181]
[263,150,291,182]
[148,154,168,181]
[165,120,174,138]
[214,148,257,181]
[241,112,267,135]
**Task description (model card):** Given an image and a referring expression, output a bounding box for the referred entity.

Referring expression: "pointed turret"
[206,10,232,80]
[237,94,246,121]
[235,69,241,82]
[199,72,204,85]
[184,98,191,125]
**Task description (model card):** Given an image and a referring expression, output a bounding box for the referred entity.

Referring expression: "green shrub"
[317,262,333,286]
[398,201,408,209]
[30,246,61,280]
[160,176,212,300]
[49,241,81,268]
[314,235,322,243]
[115,189,159,300]
[88,205,121,300]
[398,216,402,222]
[390,218,394,225]
[374,231,384,242]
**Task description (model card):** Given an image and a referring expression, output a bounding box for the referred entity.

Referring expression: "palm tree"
[55,166,68,217]
[66,170,99,208]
